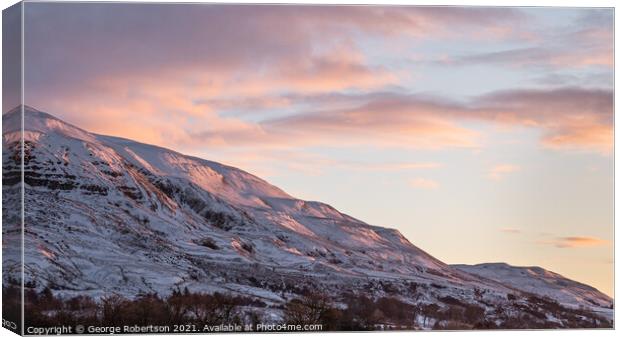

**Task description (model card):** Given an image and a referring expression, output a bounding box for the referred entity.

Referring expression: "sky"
[17,4,613,296]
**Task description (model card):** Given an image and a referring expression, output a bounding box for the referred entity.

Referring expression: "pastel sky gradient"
[19,4,613,296]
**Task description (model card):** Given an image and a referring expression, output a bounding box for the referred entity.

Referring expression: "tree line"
[2,282,612,332]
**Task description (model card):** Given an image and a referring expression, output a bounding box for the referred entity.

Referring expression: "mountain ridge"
[2,106,613,328]
[453,263,612,308]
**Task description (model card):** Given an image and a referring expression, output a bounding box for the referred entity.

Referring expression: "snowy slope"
[3,107,462,293]
[453,263,612,308]
[2,106,613,326]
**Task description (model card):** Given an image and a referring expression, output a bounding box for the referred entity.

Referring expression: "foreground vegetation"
[2,281,612,333]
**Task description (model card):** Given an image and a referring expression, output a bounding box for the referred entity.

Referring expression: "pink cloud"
[539,236,608,249]
[409,178,439,190]
[442,19,613,69]
[446,46,612,69]
[488,164,521,180]
[25,5,524,102]
[476,87,612,153]
[209,87,609,153]
[20,5,612,158]
[200,149,442,178]
[34,84,611,159]
[500,228,521,234]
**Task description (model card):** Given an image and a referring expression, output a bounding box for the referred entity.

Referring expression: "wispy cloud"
[539,236,608,248]
[500,227,521,234]
[436,11,613,70]
[556,236,608,248]
[361,162,441,171]
[409,178,439,190]
[441,45,612,69]
[213,149,443,177]
[202,87,610,153]
[488,164,521,180]
[476,87,612,153]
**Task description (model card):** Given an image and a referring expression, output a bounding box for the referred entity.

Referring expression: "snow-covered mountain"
[453,263,612,309]
[2,106,613,327]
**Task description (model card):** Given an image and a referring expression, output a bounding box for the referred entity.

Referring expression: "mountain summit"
[2,106,613,328]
